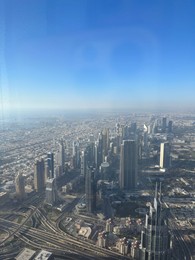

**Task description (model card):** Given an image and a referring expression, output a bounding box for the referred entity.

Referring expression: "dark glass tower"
[119,140,137,190]
[139,184,172,260]
[85,167,96,213]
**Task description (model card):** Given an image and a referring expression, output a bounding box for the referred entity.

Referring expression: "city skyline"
[0,0,195,112]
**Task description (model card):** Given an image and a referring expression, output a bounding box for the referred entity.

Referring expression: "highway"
[164,202,193,260]
[0,208,131,260]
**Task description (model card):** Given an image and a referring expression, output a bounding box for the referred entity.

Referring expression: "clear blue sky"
[0,0,195,112]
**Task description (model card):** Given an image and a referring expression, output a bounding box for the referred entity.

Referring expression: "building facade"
[85,167,96,213]
[45,178,56,206]
[160,142,171,169]
[15,172,25,200]
[119,140,137,190]
[34,158,45,192]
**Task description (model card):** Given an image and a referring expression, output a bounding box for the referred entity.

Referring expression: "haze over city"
[0,0,195,113]
[0,1,195,259]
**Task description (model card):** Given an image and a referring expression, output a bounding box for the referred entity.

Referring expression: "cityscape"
[0,0,195,259]
[0,111,195,259]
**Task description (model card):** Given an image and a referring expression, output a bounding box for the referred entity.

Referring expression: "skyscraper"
[85,167,96,213]
[102,128,109,162]
[34,158,45,192]
[45,178,56,206]
[46,152,54,178]
[119,140,137,190]
[72,141,80,169]
[160,142,171,169]
[57,141,65,174]
[80,150,86,176]
[139,183,172,260]
[162,117,167,133]
[15,173,25,200]
[131,122,137,134]
[168,120,173,133]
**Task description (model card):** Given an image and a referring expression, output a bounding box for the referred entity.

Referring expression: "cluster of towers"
[15,141,65,205]
[83,124,138,214]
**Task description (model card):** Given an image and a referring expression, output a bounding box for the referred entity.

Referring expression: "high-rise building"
[45,178,56,206]
[160,142,171,169]
[15,173,25,200]
[139,183,172,260]
[119,140,137,190]
[100,161,110,180]
[57,141,65,174]
[85,167,96,213]
[72,141,80,169]
[131,122,137,134]
[94,141,100,168]
[102,128,109,162]
[85,142,95,168]
[46,152,54,179]
[80,150,86,176]
[162,117,167,133]
[168,120,173,133]
[34,158,45,192]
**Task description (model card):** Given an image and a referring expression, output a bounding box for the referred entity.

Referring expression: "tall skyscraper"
[34,158,45,192]
[102,128,109,162]
[72,141,80,169]
[80,150,86,176]
[15,173,25,200]
[162,117,167,133]
[57,141,65,174]
[139,183,172,260]
[85,167,96,213]
[45,178,56,206]
[119,140,137,190]
[160,142,171,169]
[97,133,103,165]
[46,152,54,178]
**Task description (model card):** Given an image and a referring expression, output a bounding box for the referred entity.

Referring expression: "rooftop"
[15,248,36,260]
[34,250,52,260]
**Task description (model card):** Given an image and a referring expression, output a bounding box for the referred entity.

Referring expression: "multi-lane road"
[0,201,131,260]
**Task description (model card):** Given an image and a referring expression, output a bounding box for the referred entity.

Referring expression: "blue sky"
[0,0,195,112]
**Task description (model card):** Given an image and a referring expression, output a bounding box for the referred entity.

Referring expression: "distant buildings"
[168,120,173,133]
[15,173,25,200]
[139,184,172,260]
[85,167,96,213]
[34,159,45,192]
[119,140,137,190]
